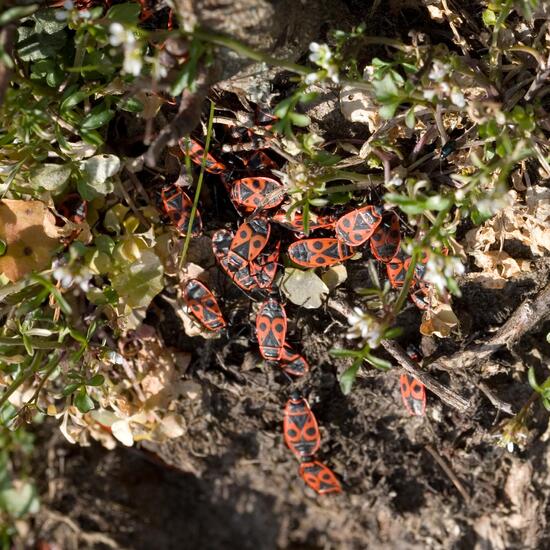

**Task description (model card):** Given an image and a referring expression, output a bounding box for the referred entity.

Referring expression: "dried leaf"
[420,303,459,338]
[340,85,381,133]
[0,200,62,282]
[281,267,329,309]
[111,419,134,446]
[322,264,348,290]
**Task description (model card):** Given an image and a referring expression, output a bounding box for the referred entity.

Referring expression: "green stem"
[28,352,63,406]
[0,337,64,349]
[179,100,216,268]
[0,352,43,411]
[392,249,419,315]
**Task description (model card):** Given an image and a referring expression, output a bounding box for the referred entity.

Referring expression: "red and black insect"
[256,299,286,361]
[299,461,342,495]
[386,250,410,288]
[399,374,426,416]
[230,177,284,212]
[335,205,383,247]
[288,238,354,268]
[183,279,226,331]
[370,211,401,263]
[283,393,321,459]
[242,150,278,171]
[180,138,226,175]
[57,193,88,225]
[278,343,310,377]
[160,185,202,235]
[249,241,280,289]
[227,218,271,272]
[212,229,258,292]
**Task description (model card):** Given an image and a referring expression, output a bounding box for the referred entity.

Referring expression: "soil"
[15,1,550,549]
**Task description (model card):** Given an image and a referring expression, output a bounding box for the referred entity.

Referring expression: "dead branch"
[430,280,550,372]
[425,444,470,503]
[327,299,471,413]
[144,65,214,168]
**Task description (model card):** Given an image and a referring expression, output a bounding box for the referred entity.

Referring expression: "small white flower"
[123,47,143,76]
[346,307,383,348]
[451,90,465,108]
[507,441,514,453]
[109,22,127,47]
[429,60,450,81]
[423,89,436,101]
[63,0,74,9]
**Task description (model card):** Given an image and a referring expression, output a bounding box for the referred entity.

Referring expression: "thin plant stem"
[179,100,216,268]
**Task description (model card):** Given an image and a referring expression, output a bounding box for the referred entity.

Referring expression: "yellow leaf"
[0,200,61,282]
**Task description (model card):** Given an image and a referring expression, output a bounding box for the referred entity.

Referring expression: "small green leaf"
[339,360,361,395]
[33,7,67,34]
[0,481,40,518]
[289,113,311,127]
[330,348,361,359]
[364,352,392,371]
[0,4,38,25]
[379,101,401,120]
[74,389,95,413]
[119,97,144,112]
[60,90,92,113]
[405,108,415,129]
[482,8,497,27]
[86,374,105,387]
[528,366,542,393]
[106,2,141,23]
[80,109,115,130]
[62,382,81,396]
[0,239,6,257]
[30,163,72,192]
[425,195,451,211]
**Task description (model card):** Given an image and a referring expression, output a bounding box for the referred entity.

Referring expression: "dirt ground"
[28,259,550,550]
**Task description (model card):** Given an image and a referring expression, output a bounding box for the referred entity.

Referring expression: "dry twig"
[430,281,550,372]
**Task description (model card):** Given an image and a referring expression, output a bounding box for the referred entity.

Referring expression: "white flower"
[451,90,465,108]
[424,254,464,294]
[423,89,436,101]
[307,42,339,84]
[346,307,383,348]
[429,60,450,81]
[63,0,74,8]
[109,23,127,47]
[123,46,143,76]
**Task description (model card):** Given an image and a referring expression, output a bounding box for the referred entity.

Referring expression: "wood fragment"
[327,299,470,413]
[430,280,550,372]
[425,445,471,503]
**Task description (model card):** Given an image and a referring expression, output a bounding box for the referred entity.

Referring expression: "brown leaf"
[0,200,62,282]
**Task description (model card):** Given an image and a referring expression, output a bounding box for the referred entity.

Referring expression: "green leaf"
[30,163,72,192]
[74,389,95,413]
[82,154,120,184]
[330,348,361,358]
[60,89,92,113]
[528,366,542,392]
[106,3,141,23]
[33,8,67,34]
[80,108,115,130]
[425,195,451,211]
[111,249,164,309]
[405,108,415,129]
[364,352,392,371]
[0,4,38,26]
[482,8,497,27]
[289,113,311,127]
[0,481,39,518]
[372,73,399,101]
[17,27,66,62]
[119,97,143,113]
[86,374,105,387]
[62,382,81,396]
[339,360,361,395]
[379,101,401,120]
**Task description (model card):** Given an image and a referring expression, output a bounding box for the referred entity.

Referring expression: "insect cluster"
[159,123,430,493]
